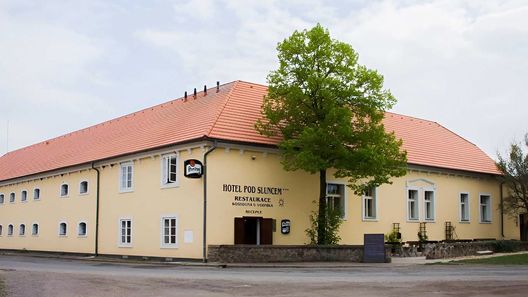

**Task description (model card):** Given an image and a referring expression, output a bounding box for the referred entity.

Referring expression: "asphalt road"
[1,255,528,296]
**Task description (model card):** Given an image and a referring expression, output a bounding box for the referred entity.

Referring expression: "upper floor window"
[120,162,134,192]
[34,188,41,200]
[362,187,377,220]
[424,190,435,221]
[7,224,13,236]
[78,222,87,236]
[407,189,419,221]
[9,192,15,203]
[19,224,26,236]
[21,190,28,202]
[60,184,69,197]
[0,194,4,204]
[326,183,345,218]
[32,223,39,236]
[0,225,3,236]
[479,194,492,223]
[460,193,470,222]
[79,181,88,194]
[162,154,178,186]
[59,222,67,236]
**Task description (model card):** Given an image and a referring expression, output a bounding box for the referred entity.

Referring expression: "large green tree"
[256,24,407,244]
[497,134,528,217]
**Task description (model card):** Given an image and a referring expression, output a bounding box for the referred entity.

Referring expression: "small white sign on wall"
[184,230,193,243]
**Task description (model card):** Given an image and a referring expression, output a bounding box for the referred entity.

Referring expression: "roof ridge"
[206,80,241,137]
[385,111,438,125]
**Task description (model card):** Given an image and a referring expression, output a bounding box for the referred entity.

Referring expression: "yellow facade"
[0,141,520,260]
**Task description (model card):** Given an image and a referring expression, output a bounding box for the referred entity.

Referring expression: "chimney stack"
[193,88,197,99]
[204,85,207,95]
[216,81,220,93]
[184,91,187,101]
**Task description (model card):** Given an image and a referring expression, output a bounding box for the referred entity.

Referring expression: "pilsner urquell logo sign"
[184,159,203,178]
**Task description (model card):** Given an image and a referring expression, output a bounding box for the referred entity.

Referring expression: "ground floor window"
[408,189,419,220]
[424,190,435,221]
[161,216,178,248]
[480,194,492,223]
[7,224,13,236]
[119,219,132,246]
[59,222,67,236]
[363,187,377,220]
[460,193,470,222]
[326,183,345,217]
[32,223,39,236]
[78,222,87,236]
[19,224,25,236]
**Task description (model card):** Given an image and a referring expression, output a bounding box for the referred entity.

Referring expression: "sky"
[0,0,527,159]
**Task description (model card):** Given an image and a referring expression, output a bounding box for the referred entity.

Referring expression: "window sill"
[160,245,179,249]
[479,221,492,224]
[362,218,378,222]
[33,199,41,202]
[60,196,69,198]
[32,234,39,237]
[21,200,28,203]
[119,189,134,194]
[406,219,420,223]
[78,235,87,238]
[424,219,436,223]
[459,220,470,224]
[161,183,180,189]
[79,193,89,196]
[59,235,67,237]
[118,244,133,248]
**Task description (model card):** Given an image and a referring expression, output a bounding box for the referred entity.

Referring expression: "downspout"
[91,162,101,256]
[500,181,505,238]
[203,140,218,263]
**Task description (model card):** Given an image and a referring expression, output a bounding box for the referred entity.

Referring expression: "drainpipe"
[203,140,218,263]
[500,181,505,238]
[91,162,101,256]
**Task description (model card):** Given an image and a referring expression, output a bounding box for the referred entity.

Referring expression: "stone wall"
[423,240,528,259]
[208,245,391,263]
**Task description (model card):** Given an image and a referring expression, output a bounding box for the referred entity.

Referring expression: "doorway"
[520,213,528,241]
[234,217,273,245]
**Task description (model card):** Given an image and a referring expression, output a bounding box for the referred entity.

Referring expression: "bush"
[493,240,521,253]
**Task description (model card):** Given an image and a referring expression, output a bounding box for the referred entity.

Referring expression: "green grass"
[454,253,528,265]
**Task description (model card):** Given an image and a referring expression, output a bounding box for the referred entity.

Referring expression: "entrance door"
[520,213,528,241]
[234,217,273,245]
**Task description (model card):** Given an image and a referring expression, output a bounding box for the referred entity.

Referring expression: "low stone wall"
[424,240,528,259]
[208,245,391,263]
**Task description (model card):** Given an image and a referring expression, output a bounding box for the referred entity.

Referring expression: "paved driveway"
[1,255,528,296]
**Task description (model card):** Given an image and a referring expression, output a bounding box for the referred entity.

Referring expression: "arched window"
[59,222,67,236]
[9,192,15,203]
[34,188,41,200]
[0,193,4,204]
[21,190,28,202]
[8,224,13,236]
[0,225,3,236]
[79,181,88,194]
[19,224,26,236]
[78,222,87,236]
[32,223,39,236]
[60,184,69,197]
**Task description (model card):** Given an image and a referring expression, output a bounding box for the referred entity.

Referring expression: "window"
[19,224,25,236]
[480,194,492,223]
[21,190,27,202]
[0,225,3,236]
[59,222,67,236]
[79,181,88,194]
[424,190,435,221]
[0,194,4,204]
[362,187,377,220]
[408,189,419,220]
[32,223,39,236]
[78,222,87,236]
[161,216,178,247]
[119,219,132,246]
[34,188,40,200]
[326,183,345,217]
[162,154,178,186]
[460,193,470,222]
[9,192,15,203]
[8,224,13,236]
[60,184,69,197]
[120,162,133,192]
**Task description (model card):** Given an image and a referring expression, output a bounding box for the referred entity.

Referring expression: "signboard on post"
[363,233,387,263]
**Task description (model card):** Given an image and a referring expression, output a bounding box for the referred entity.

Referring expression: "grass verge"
[453,253,528,265]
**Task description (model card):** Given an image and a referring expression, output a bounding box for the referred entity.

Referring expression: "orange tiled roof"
[0,80,500,182]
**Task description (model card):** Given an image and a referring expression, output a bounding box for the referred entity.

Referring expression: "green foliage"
[306,201,343,245]
[417,232,428,242]
[496,134,528,217]
[256,24,407,244]
[385,230,402,243]
[492,240,522,253]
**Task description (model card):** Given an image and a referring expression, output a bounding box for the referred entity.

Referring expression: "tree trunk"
[317,169,327,244]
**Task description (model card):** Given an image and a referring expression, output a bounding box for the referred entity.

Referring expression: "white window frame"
[79,180,89,195]
[160,215,179,248]
[60,183,69,197]
[423,190,436,222]
[0,224,3,236]
[407,188,420,221]
[0,193,4,204]
[9,192,15,203]
[32,222,39,236]
[459,192,470,223]
[119,162,134,193]
[118,217,133,247]
[362,187,378,221]
[326,181,347,219]
[58,221,68,236]
[33,188,41,201]
[21,190,28,203]
[19,224,26,236]
[479,193,492,223]
[77,221,88,237]
[7,224,14,236]
[161,153,179,188]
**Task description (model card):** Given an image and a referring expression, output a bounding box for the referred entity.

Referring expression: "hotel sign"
[222,183,288,213]
[184,159,203,178]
